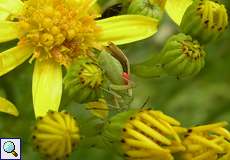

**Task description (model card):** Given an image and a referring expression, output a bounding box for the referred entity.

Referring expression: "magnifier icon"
[3,141,18,157]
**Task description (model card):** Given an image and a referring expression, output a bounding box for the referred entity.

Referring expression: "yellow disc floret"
[18,0,100,66]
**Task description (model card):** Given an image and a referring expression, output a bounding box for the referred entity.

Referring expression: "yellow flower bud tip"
[196,0,228,32]
[181,39,205,60]
[180,122,230,160]
[32,111,80,160]
[18,0,100,65]
[79,62,103,89]
[120,109,183,159]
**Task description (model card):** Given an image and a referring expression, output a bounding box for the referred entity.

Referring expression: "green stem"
[131,53,166,78]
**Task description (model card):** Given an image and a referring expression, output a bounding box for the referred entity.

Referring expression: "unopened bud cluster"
[159,33,206,78]
[180,0,228,44]
[102,108,230,160]
[128,0,166,20]
[63,56,104,103]
[32,111,80,160]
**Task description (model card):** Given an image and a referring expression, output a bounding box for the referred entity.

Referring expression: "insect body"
[98,43,134,111]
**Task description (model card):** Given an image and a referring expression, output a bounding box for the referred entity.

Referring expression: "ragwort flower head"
[19,0,100,66]
[102,108,187,160]
[0,0,158,117]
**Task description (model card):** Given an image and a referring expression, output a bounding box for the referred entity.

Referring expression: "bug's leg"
[109,83,135,91]
[113,95,122,110]
[100,87,122,99]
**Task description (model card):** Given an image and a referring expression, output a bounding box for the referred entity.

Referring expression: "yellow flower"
[0,0,158,117]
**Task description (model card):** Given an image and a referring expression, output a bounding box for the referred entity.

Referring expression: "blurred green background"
[0,0,230,159]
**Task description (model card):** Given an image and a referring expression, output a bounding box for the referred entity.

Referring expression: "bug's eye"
[101,3,123,19]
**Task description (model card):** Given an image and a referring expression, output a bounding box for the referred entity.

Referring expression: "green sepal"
[128,0,164,20]
[102,109,138,156]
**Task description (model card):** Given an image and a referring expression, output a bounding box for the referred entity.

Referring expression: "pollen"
[18,0,100,66]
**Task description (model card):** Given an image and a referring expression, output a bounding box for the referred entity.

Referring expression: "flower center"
[79,62,103,88]
[18,0,100,66]
[197,0,228,32]
[181,40,205,60]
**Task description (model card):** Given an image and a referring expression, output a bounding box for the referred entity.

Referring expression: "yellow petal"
[165,0,193,25]
[0,44,33,76]
[0,0,24,14]
[0,9,9,20]
[0,97,19,116]
[0,21,19,43]
[32,59,62,118]
[96,15,159,45]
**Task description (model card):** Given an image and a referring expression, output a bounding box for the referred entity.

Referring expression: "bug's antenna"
[141,96,150,109]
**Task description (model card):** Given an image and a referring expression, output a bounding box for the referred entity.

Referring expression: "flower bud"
[102,108,186,160]
[180,122,230,160]
[86,98,109,119]
[128,0,165,20]
[63,57,104,103]
[32,111,80,160]
[159,33,206,78]
[180,0,228,44]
